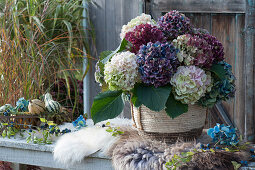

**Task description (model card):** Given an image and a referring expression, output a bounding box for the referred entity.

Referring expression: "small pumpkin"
[28,99,45,114]
[0,104,14,112]
[44,93,61,113]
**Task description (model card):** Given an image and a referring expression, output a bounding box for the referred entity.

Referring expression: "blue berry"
[215,146,220,150]
[250,149,254,153]
[29,129,32,133]
[200,144,204,148]
[207,144,210,148]
[3,112,8,116]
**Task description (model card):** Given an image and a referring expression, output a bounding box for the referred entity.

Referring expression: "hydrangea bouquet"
[91,11,235,124]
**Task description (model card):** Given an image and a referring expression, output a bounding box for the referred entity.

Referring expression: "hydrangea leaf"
[165,93,188,119]
[136,85,171,111]
[102,39,128,64]
[131,85,142,107]
[131,95,142,108]
[210,63,227,80]
[91,91,124,124]
[99,51,112,60]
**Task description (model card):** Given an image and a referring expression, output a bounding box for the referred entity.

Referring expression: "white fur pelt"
[53,118,132,167]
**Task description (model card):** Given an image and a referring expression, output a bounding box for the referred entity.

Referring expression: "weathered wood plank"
[234,14,245,136]
[152,0,246,13]
[211,14,236,124]
[185,13,212,32]
[244,0,255,141]
[88,0,142,118]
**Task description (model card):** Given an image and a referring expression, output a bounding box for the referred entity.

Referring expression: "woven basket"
[0,113,40,134]
[131,104,207,144]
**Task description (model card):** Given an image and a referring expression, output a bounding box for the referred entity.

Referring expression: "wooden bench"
[0,138,113,170]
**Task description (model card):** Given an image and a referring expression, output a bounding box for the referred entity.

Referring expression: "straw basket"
[131,104,207,144]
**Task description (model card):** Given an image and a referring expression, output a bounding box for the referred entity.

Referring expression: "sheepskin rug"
[53,118,248,170]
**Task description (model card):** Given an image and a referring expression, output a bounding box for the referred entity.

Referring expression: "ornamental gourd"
[44,93,61,113]
[28,99,45,114]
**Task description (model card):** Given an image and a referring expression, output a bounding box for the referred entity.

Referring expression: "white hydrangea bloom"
[120,13,157,39]
[104,51,138,91]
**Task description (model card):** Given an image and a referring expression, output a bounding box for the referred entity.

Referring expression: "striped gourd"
[44,93,61,113]
[28,99,45,114]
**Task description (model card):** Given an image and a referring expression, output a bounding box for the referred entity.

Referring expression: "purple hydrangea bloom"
[136,41,180,87]
[157,10,192,41]
[193,29,225,62]
[172,34,214,68]
[125,23,166,54]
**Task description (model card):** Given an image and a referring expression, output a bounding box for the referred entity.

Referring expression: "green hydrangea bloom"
[170,66,212,104]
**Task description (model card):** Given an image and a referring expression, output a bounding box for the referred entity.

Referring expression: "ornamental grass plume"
[198,61,235,107]
[104,51,138,91]
[170,66,212,104]
[158,10,192,41]
[120,13,157,39]
[136,41,180,87]
[172,34,214,68]
[125,24,166,54]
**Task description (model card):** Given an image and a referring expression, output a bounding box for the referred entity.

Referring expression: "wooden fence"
[88,0,255,141]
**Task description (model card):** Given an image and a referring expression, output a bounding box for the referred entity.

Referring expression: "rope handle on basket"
[130,93,143,130]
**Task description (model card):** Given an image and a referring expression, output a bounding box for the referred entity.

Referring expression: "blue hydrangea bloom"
[136,41,180,87]
[198,61,235,107]
[207,123,239,146]
[16,97,29,112]
[72,115,86,129]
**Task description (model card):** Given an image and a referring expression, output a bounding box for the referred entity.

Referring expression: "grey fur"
[108,127,248,170]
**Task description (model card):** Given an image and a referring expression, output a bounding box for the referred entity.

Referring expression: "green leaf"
[106,122,110,126]
[40,118,47,123]
[131,95,142,108]
[231,161,241,170]
[117,131,124,135]
[186,152,195,156]
[91,91,124,124]
[210,63,227,80]
[102,39,128,64]
[99,51,112,60]
[165,93,188,119]
[136,85,171,111]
